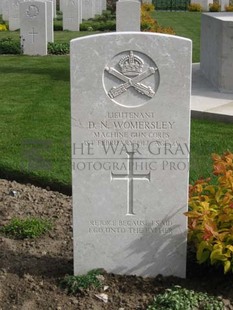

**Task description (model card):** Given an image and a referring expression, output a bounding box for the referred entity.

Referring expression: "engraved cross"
[111,152,151,216]
[28,27,38,43]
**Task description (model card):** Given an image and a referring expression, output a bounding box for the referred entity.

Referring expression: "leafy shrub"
[225,5,233,11]
[141,9,158,32]
[60,269,103,294]
[0,24,7,31]
[1,217,52,239]
[54,21,63,31]
[56,11,63,21]
[188,3,203,11]
[185,151,233,273]
[0,38,21,54]
[91,10,115,22]
[107,0,116,13]
[48,42,69,55]
[141,3,155,12]
[80,20,116,31]
[141,4,175,34]
[80,10,116,31]
[209,3,221,11]
[147,286,225,310]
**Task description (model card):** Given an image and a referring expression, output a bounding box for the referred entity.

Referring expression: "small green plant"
[188,3,202,12]
[80,20,116,31]
[185,151,233,273]
[48,42,70,55]
[147,286,225,310]
[60,269,103,294]
[0,24,7,31]
[1,217,52,239]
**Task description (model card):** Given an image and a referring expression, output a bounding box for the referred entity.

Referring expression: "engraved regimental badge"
[103,50,160,108]
[26,5,39,18]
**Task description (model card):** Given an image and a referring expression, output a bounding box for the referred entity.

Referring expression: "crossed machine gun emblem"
[105,51,158,99]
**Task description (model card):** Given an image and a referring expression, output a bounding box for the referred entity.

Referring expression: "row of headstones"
[191,0,230,11]
[18,0,142,58]
[62,0,107,31]
[0,0,107,32]
[0,0,56,26]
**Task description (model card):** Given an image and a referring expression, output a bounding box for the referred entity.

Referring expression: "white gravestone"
[42,0,54,42]
[52,0,56,16]
[220,0,229,11]
[71,32,191,277]
[94,0,102,15]
[9,0,22,31]
[102,0,106,10]
[191,0,213,11]
[59,0,63,11]
[20,1,47,55]
[63,0,82,31]
[116,0,141,32]
[2,0,9,21]
[200,13,233,93]
[82,0,95,20]
[0,0,2,14]
[41,0,55,18]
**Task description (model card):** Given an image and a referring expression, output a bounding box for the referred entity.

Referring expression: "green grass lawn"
[0,56,232,192]
[0,12,231,191]
[152,12,201,63]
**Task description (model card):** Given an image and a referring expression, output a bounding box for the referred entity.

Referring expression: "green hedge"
[0,38,69,55]
[0,38,21,54]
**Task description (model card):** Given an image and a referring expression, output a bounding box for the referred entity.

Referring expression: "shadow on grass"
[0,165,72,196]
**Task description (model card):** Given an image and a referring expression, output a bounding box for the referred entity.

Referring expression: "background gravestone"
[116,0,141,32]
[9,0,22,31]
[43,0,54,43]
[220,0,229,10]
[200,13,233,93]
[102,0,107,10]
[63,0,82,31]
[20,1,47,55]
[82,0,95,20]
[190,0,213,11]
[2,0,9,21]
[94,0,103,15]
[71,32,191,277]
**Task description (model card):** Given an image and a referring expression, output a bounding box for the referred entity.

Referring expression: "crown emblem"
[119,51,143,76]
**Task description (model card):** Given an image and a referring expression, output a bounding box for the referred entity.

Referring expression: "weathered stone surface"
[200,13,233,93]
[20,1,47,55]
[116,0,141,32]
[63,0,82,31]
[71,32,191,277]
[82,0,95,20]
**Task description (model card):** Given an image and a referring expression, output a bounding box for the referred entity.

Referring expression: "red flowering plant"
[185,152,233,273]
